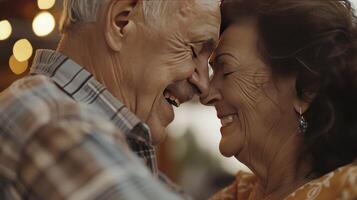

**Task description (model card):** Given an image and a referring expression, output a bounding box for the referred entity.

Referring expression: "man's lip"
[165,81,195,105]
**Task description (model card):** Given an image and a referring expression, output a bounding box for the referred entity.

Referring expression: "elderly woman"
[203,0,357,199]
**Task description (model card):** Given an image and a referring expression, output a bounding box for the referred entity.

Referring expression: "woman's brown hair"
[221,0,357,175]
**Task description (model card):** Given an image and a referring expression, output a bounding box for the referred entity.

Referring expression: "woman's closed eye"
[222,65,238,77]
[223,71,236,77]
[215,56,241,78]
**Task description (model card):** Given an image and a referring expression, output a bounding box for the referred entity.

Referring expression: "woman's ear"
[293,91,317,114]
[105,0,137,52]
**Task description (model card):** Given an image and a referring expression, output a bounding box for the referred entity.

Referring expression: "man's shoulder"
[1,74,68,101]
[0,75,74,111]
[0,75,99,137]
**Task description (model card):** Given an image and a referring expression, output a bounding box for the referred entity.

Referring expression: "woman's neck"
[251,157,312,200]
[238,132,313,199]
[252,172,311,200]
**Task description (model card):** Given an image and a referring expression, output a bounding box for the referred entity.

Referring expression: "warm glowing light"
[32,12,55,37]
[0,20,12,40]
[13,39,33,62]
[37,0,56,10]
[9,55,29,75]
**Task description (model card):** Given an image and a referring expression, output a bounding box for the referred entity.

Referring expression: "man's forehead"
[194,0,221,10]
[188,1,221,39]
[190,19,220,45]
[174,0,220,15]
[195,0,221,31]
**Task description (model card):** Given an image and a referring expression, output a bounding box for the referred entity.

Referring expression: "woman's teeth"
[220,114,237,127]
[164,90,181,107]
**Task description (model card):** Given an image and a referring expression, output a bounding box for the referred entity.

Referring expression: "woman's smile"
[218,113,238,127]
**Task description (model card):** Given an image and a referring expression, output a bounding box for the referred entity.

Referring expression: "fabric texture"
[209,163,357,200]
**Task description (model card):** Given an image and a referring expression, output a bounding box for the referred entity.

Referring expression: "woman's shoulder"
[209,170,257,200]
[285,162,357,200]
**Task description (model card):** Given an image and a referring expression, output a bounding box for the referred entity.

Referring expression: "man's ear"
[105,0,137,52]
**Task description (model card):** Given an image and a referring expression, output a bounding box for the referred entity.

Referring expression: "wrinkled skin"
[202,20,313,199]
[58,0,220,145]
[118,1,221,144]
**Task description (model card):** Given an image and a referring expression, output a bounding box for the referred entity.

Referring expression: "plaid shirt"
[0,50,184,200]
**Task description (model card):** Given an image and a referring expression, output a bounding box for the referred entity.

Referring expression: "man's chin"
[146,106,173,145]
[150,126,168,145]
[146,117,169,145]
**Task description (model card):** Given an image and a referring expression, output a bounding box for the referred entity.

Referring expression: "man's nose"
[200,82,222,106]
[188,60,210,99]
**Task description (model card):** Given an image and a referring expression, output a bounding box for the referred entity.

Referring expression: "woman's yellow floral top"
[210,163,357,200]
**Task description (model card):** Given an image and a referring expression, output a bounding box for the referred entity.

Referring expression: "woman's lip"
[217,113,238,119]
[218,113,238,127]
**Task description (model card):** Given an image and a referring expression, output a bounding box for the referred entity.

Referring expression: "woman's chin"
[219,122,243,157]
[219,140,242,157]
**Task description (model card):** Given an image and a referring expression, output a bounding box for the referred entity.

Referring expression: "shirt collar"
[30,49,153,144]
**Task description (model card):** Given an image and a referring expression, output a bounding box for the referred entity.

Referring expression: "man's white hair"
[59,0,176,33]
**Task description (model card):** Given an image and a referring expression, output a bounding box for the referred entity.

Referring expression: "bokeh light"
[13,39,33,62]
[0,20,12,40]
[9,55,29,75]
[32,11,55,37]
[37,0,56,10]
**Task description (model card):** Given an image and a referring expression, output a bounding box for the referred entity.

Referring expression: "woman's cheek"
[223,76,254,109]
[221,79,240,106]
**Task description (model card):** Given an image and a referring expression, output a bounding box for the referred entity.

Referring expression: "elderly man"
[0,0,220,199]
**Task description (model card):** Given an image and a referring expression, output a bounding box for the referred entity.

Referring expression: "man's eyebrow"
[191,38,217,49]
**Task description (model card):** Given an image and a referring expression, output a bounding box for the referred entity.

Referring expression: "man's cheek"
[169,61,196,82]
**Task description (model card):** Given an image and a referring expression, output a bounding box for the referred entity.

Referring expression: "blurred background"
[0,0,356,199]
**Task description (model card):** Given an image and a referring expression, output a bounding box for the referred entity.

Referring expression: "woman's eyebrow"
[215,52,236,61]
[213,52,236,65]
[210,52,241,70]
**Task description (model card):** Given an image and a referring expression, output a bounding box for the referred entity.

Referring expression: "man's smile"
[164,89,181,107]
[163,80,197,108]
